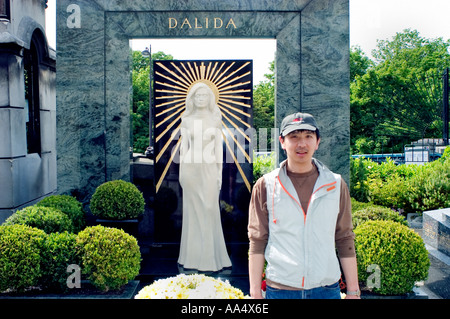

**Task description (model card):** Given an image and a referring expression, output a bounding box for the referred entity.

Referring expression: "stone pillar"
[301,0,350,183]
[56,0,109,202]
[423,208,450,257]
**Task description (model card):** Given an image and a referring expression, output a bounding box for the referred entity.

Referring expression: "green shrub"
[363,159,417,210]
[351,198,373,212]
[405,159,450,214]
[0,225,47,292]
[354,220,430,295]
[441,146,450,161]
[352,156,450,215]
[367,174,409,210]
[40,231,80,291]
[37,195,85,232]
[90,180,145,220]
[352,204,407,229]
[76,225,141,291]
[3,206,74,234]
[350,157,372,202]
[253,152,275,183]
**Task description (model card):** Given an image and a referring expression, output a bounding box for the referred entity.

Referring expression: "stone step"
[444,210,450,225]
[423,208,450,257]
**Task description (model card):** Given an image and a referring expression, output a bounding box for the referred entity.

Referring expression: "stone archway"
[56,0,349,200]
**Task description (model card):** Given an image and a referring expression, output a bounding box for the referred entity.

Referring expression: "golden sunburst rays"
[153,60,253,193]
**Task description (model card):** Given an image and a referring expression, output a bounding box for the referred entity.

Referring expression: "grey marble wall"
[301,0,350,179]
[56,0,349,199]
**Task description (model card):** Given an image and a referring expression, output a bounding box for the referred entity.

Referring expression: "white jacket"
[263,159,342,289]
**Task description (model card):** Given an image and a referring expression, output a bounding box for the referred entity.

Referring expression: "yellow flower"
[134,274,248,299]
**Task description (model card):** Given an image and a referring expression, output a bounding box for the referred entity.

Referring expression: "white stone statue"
[178,82,232,271]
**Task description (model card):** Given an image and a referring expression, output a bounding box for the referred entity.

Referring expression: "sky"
[44,0,450,83]
[349,0,450,57]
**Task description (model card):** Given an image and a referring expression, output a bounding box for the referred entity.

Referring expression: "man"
[248,112,360,299]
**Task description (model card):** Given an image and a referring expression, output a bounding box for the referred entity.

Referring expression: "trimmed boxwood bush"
[351,197,373,212]
[40,231,80,291]
[0,225,47,292]
[37,195,86,233]
[76,225,141,291]
[354,220,430,295]
[90,180,145,220]
[352,204,407,229]
[3,206,74,234]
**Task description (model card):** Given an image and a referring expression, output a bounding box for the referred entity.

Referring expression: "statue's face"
[194,88,209,109]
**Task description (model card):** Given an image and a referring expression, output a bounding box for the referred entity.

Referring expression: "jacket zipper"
[275,175,337,288]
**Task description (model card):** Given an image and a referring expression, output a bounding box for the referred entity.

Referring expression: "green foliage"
[0,225,46,292]
[351,156,450,214]
[350,157,372,202]
[3,206,74,234]
[351,157,415,205]
[351,200,407,229]
[90,180,145,220]
[350,45,374,82]
[350,197,373,212]
[441,146,450,160]
[405,159,450,214]
[253,61,275,150]
[372,29,450,73]
[367,174,410,210]
[40,231,80,291]
[131,50,173,153]
[354,220,430,295]
[253,152,275,183]
[36,195,85,232]
[76,225,141,291]
[351,29,450,154]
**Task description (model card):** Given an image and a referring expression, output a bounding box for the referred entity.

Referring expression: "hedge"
[354,220,430,295]
[350,149,450,215]
[37,195,85,233]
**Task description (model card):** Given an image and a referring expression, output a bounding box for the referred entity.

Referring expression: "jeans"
[265,281,341,299]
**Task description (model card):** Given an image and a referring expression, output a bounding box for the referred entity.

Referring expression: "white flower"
[134,274,248,299]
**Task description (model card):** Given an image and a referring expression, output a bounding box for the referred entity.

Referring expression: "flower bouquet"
[134,274,247,299]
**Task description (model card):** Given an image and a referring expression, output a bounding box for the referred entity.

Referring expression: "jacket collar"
[278,158,337,190]
[279,158,331,177]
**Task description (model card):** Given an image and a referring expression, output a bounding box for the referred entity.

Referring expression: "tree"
[350,29,450,154]
[350,45,374,82]
[252,61,275,151]
[131,50,173,153]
